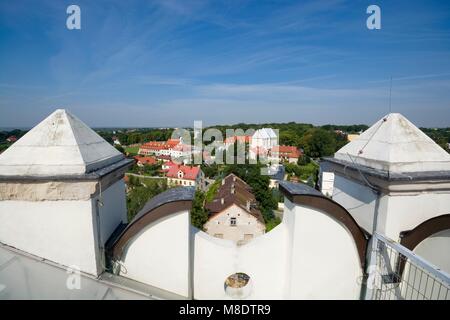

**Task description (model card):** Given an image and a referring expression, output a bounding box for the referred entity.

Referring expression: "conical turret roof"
[0,109,124,176]
[335,113,450,173]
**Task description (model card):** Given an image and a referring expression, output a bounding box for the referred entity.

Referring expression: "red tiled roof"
[140,139,181,151]
[173,144,192,152]
[140,142,165,151]
[133,156,157,165]
[224,135,252,144]
[250,146,269,155]
[163,161,178,168]
[271,145,302,158]
[166,139,181,148]
[205,173,265,223]
[166,164,200,180]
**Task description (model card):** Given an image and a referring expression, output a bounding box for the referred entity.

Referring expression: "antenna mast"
[388,76,393,113]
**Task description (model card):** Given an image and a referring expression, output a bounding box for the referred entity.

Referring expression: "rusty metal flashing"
[400,214,450,251]
[279,181,369,269]
[110,200,193,259]
[108,187,195,260]
[386,214,450,282]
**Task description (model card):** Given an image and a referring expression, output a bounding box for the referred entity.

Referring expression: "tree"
[114,145,125,154]
[297,155,310,166]
[126,178,168,221]
[201,163,219,178]
[191,191,208,229]
[279,130,300,146]
[302,128,336,158]
[223,164,277,213]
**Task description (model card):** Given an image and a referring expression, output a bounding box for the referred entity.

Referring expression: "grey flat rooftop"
[268,165,285,181]
[0,243,185,300]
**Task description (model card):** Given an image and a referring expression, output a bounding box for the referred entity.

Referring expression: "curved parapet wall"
[400,214,450,251]
[193,223,288,300]
[399,214,450,275]
[110,187,195,260]
[279,181,369,269]
[108,187,195,298]
[279,181,368,299]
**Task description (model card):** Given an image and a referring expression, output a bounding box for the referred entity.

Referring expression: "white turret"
[0,109,132,276]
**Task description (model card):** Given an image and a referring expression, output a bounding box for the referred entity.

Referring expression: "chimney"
[246,200,251,211]
[221,198,224,205]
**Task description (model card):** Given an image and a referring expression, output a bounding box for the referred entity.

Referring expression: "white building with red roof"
[270,145,302,163]
[166,164,205,190]
[138,139,199,163]
[133,155,157,167]
[224,135,252,149]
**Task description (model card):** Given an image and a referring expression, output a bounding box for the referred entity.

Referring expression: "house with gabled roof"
[204,174,265,245]
[250,128,278,150]
[166,163,205,190]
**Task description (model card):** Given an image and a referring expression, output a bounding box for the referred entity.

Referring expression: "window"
[230,217,237,226]
[244,234,253,240]
[224,272,251,299]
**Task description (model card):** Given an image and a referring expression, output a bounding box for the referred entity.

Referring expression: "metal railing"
[368,232,450,300]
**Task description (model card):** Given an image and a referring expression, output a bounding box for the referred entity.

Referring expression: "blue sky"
[1,0,450,128]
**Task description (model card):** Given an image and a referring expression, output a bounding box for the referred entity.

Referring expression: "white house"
[204,174,266,245]
[250,128,278,159]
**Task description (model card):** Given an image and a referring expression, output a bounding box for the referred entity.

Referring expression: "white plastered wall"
[332,174,382,233]
[0,179,128,276]
[119,198,364,299]
[413,229,450,275]
[0,199,99,275]
[332,173,450,241]
[382,192,450,241]
[193,224,287,299]
[95,180,128,246]
[283,198,363,299]
[119,209,191,297]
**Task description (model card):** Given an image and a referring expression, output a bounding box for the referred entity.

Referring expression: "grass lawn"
[125,146,140,155]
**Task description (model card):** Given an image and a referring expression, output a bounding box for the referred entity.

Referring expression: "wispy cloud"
[370,72,450,83]
[1,0,450,127]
